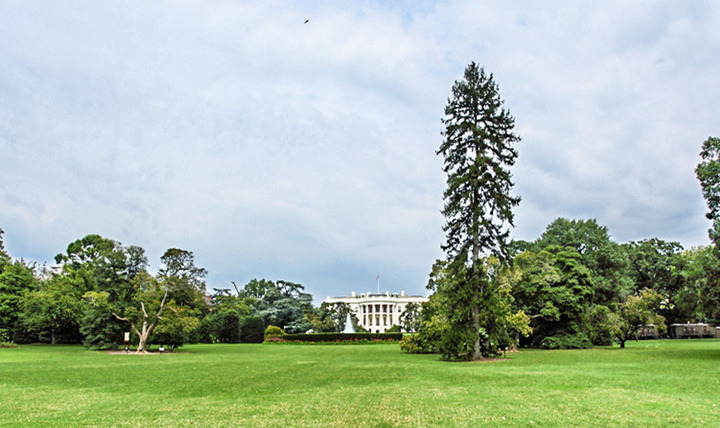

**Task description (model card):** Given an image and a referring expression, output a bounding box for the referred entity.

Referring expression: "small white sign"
[124,332,130,342]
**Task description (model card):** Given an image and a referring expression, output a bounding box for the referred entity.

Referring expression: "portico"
[325,290,428,333]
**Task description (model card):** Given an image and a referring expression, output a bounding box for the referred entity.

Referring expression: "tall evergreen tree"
[437,62,520,360]
[696,136,720,249]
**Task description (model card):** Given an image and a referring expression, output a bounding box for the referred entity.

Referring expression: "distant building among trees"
[325,291,427,333]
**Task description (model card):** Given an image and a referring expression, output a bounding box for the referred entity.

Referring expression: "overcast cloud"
[1,1,718,301]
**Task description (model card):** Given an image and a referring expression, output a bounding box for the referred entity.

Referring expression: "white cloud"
[1,1,718,300]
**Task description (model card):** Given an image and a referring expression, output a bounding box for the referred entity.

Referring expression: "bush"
[264,325,284,339]
[540,333,592,350]
[385,325,402,333]
[240,316,265,343]
[399,334,429,353]
[0,328,16,348]
[194,314,219,343]
[216,311,241,343]
[280,332,402,342]
[152,313,199,351]
[583,305,617,346]
[80,309,124,350]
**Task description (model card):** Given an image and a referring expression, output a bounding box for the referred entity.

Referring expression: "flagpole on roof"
[376,275,380,294]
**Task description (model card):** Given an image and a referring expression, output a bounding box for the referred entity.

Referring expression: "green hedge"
[540,333,592,349]
[279,333,403,342]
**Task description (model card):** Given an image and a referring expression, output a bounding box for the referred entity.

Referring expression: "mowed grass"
[1,340,720,427]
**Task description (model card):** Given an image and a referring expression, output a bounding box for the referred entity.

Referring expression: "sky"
[1,1,719,302]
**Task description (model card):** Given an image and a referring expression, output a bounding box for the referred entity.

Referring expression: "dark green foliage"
[624,238,687,324]
[398,302,421,333]
[158,248,208,313]
[540,333,592,350]
[151,311,197,351]
[439,63,520,262]
[20,276,84,344]
[681,246,720,324]
[583,305,617,346]
[0,260,37,331]
[281,332,403,342]
[437,62,520,359]
[532,218,632,306]
[194,314,219,343]
[215,311,241,343]
[696,136,720,247]
[80,308,123,350]
[240,278,314,334]
[385,325,402,333]
[511,246,594,347]
[240,316,265,343]
[308,301,360,333]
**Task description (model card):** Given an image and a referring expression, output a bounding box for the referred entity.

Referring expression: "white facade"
[325,291,428,333]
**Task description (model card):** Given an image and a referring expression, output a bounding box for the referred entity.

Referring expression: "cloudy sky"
[1,1,718,301]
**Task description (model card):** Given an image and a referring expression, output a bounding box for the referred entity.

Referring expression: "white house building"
[325,291,428,333]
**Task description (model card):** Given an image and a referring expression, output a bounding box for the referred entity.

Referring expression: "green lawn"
[1,340,719,427]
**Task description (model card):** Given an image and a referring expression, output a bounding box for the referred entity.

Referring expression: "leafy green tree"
[80,291,125,349]
[0,260,37,333]
[210,288,252,316]
[151,307,199,351]
[532,218,632,306]
[20,276,84,344]
[399,302,421,333]
[679,246,720,324]
[624,238,686,323]
[582,304,618,346]
[214,310,242,343]
[54,234,148,347]
[696,136,720,248]
[309,302,358,333]
[0,228,10,266]
[240,316,265,343]
[612,288,666,348]
[511,247,594,347]
[158,248,208,312]
[436,62,520,360]
[240,278,314,333]
[112,272,172,352]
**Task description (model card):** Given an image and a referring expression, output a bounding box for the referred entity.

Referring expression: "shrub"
[240,316,265,343]
[399,334,428,353]
[583,305,617,346]
[194,314,220,343]
[80,308,124,350]
[216,311,241,343]
[0,329,16,348]
[540,333,592,350]
[264,325,284,339]
[385,325,402,333]
[152,313,199,351]
[281,332,402,342]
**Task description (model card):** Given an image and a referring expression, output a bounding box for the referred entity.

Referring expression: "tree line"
[401,62,720,360]
[0,231,385,350]
[404,217,719,357]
